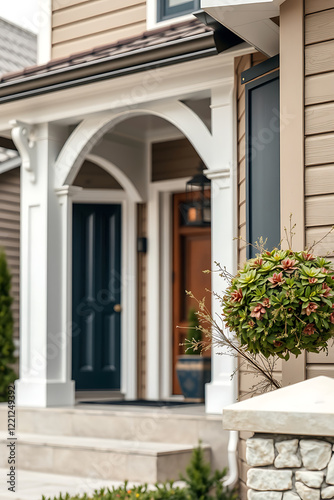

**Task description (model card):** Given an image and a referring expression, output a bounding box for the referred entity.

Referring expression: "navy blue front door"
[72,204,122,391]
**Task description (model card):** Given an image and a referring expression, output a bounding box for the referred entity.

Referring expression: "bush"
[0,250,16,401]
[223,249,334,359]
[41,444,238,500]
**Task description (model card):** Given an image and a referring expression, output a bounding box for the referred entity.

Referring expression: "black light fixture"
[184,162,211,226]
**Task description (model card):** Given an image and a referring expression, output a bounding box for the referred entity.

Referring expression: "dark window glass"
[245,68,280,258]
[157,0,200,21]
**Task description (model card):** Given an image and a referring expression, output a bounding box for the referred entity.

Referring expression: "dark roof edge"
[0,32,216,104]
[0,46,218,105]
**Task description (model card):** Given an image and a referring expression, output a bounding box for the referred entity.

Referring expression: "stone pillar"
[205,78,238,414]
[223,376,334,499]
[12,122,74,407]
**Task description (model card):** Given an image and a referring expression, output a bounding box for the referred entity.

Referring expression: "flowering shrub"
[222,249,334,359]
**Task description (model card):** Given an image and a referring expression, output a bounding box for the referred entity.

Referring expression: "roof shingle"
[0,19,212,83]
[0,17,37,77]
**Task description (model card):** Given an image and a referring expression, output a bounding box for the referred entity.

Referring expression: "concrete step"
[0,467,138,500]
[0,432,210,484]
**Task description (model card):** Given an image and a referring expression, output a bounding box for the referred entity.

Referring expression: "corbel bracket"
[10,120,36,183]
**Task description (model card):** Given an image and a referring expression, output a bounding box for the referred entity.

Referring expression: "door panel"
[72,203,121,390]
[172,192,211,395]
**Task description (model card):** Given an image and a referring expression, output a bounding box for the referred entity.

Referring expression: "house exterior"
[200,0,334,496]
[0,0,255,416]
[0,18,36,354]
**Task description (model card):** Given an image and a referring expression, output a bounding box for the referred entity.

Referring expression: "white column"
[205,79,239,414]
[13,122,75,407]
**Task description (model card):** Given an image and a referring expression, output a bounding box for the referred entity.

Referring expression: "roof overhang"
[201,0,285,56]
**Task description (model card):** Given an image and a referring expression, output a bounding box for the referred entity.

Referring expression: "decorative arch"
[54,100,214,189]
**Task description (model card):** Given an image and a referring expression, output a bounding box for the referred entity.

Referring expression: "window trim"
[157,0,200,22]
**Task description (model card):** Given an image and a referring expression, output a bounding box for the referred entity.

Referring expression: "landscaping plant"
[184,307,201,355]
[186,220,334,394]
[0,249,16,401]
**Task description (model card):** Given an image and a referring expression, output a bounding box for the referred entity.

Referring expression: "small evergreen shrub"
[0,250,16,402]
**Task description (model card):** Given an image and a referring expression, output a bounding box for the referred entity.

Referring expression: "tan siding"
[305,165,334,196]
[305,133,334,166]
[151,138,201,182]
[0,168,20,341]
[305,72,334,105]
[137,203,147,399]
[51,0,146,59]
[305,0,334,15]
[305,225,334,256]
[306,195,334,226]
[305,40,334,76]
[53,0,144,27]
[304,1,334,382]
[305,102,334,135]
[305,9,334,45]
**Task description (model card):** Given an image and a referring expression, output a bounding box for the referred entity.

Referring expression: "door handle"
[114,304,122,313]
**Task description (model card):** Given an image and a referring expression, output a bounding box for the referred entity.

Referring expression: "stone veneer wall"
[246,434,334,500]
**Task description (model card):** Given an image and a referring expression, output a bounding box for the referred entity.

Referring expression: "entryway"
[72,203,122,391]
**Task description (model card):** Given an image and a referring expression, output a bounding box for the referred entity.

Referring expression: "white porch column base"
[16,380,75,407]
[205,376,237,415]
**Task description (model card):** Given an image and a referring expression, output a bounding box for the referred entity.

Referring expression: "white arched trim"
[54,101,214,188]
[86,154,143,202]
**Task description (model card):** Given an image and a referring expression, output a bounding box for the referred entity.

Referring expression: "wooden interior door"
[172,192,211,395]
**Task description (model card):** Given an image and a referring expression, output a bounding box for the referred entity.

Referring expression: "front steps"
[0,405,228,485]
[0,431,209,483]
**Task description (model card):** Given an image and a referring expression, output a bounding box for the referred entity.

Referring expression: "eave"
[201,0,285,56]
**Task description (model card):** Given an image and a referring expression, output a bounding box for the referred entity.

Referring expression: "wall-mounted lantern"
[183,162,211,226]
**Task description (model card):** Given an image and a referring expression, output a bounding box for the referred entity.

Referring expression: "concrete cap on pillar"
[222,376,334,437]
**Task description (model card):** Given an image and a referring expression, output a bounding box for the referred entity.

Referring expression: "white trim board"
[147,176,193,400]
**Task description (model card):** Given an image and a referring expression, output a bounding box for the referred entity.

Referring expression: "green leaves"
[0,250,16,402]
[222,248,334,359]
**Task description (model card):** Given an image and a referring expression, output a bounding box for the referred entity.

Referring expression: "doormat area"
[79,399,201,407]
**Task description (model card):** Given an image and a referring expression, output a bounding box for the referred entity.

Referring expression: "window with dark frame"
[242,56,280,259]
[157,0,200,22]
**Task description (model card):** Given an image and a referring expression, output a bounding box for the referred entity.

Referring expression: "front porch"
[0,402,230,490]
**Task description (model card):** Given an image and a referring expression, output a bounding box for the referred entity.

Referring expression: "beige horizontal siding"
[52,22,147,58]
[305,9,334,45]
[53,5,146,44]
[305,0,334,15]
[306,195,334,226]
[305,39,334,76]
[0,168,20,341]
[305,225,334,256]
[305,165,334,196]
[51,0,146,59]
[306,72,334,105]
[53,0,145,27]
[305,102,334,135]
[308,349,334,364]
[307,364,334,378]
[305,133,334,166]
